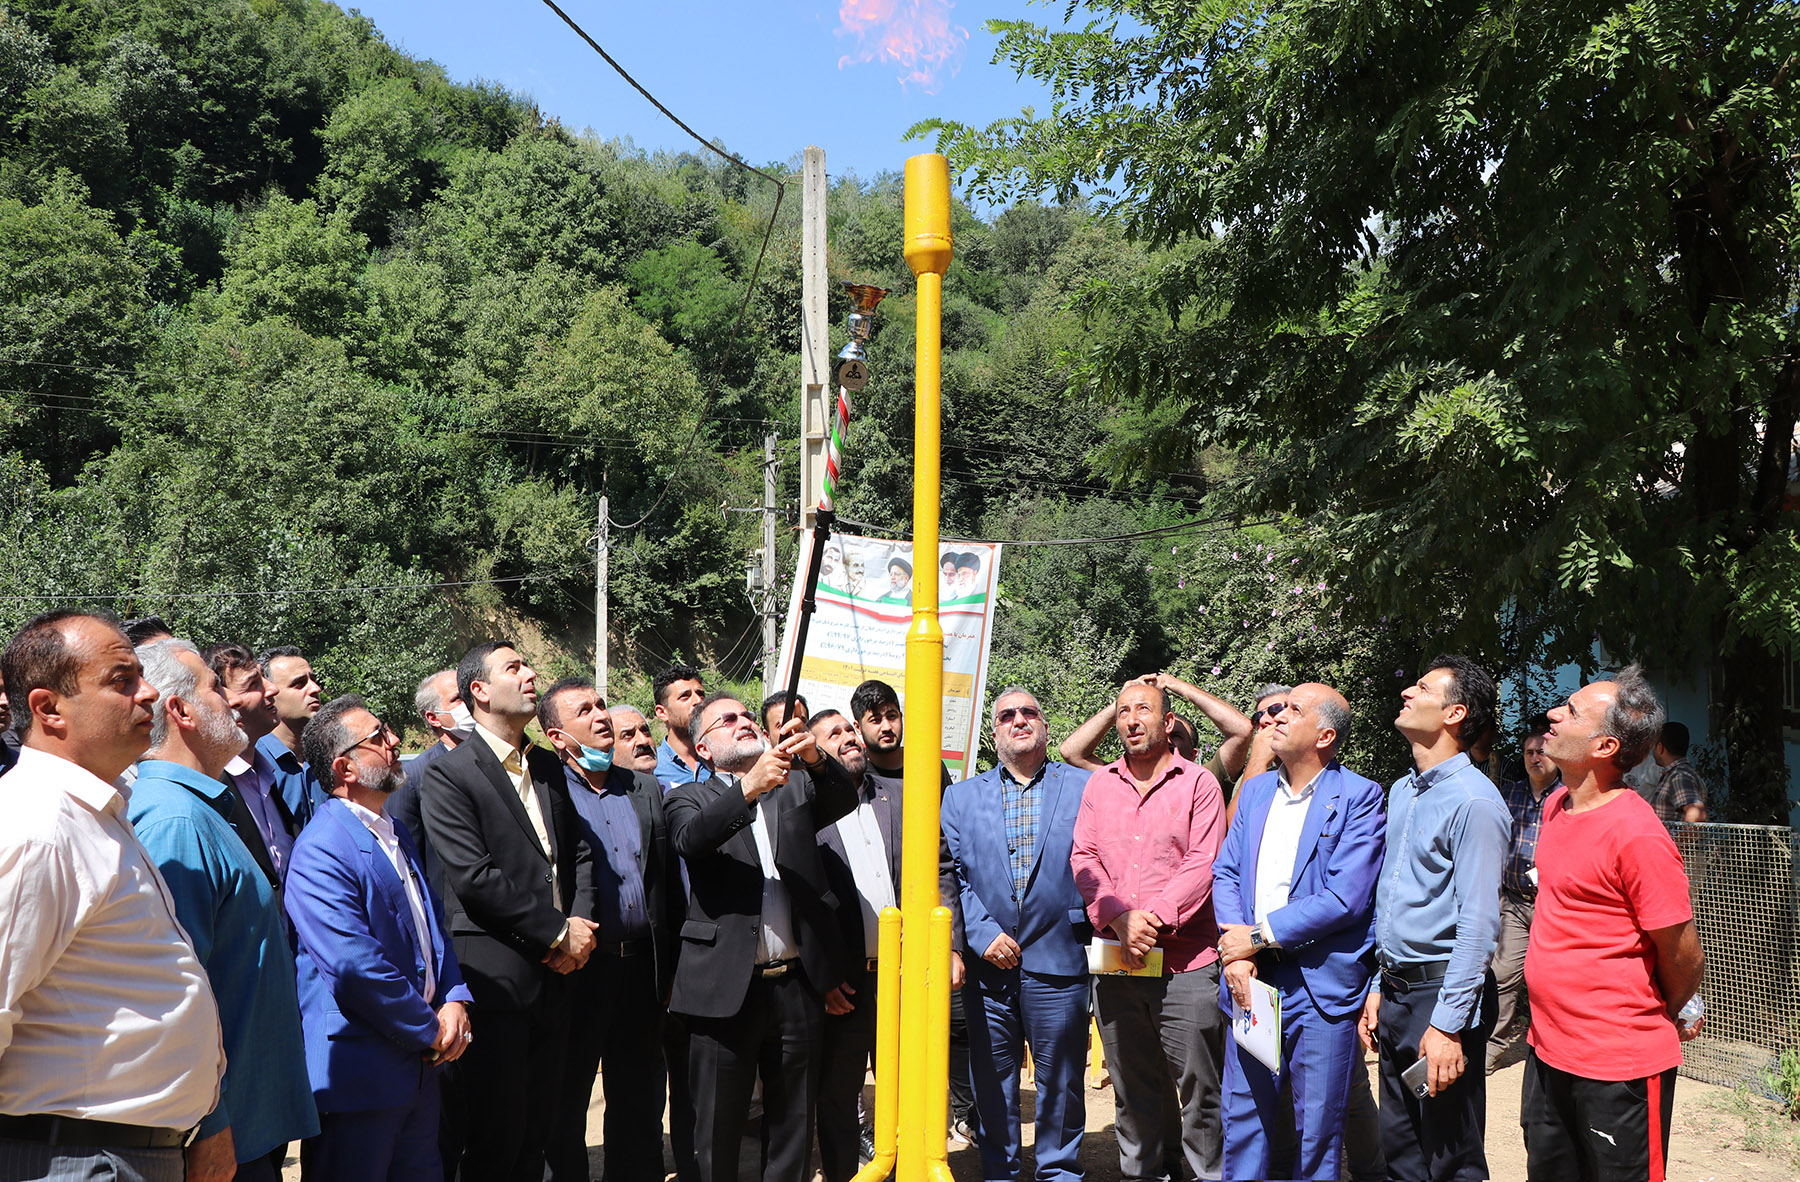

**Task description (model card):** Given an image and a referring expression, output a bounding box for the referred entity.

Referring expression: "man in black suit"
[665,692,859,1182]
[421,641,598,1182]
[538,677,683,1182]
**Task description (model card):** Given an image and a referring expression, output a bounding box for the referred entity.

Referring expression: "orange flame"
[836,0,969,94]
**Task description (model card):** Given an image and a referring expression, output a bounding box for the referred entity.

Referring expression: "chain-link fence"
[1679,823,1799,1089]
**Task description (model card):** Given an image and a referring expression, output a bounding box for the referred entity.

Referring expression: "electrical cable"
[0,565,590,604]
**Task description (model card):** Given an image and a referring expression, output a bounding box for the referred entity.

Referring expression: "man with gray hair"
[941,686,1092,1182]
[609,703,661,774]
[126,638,318,1179]
[388,668,468,883]
[1524,667,1704,1181]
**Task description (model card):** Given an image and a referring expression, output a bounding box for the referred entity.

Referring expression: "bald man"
[1213,683,1386,1181]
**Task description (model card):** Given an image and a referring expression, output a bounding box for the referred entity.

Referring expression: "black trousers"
[664,1010,701,1182]
[1521,1050,1677,1182]
[547,951,668,1182]
[686,969,824,1182]
[441,978,571,1182]
[817,973,878,1182]
[948,983,976,1128]
[1376,970,1498,1182]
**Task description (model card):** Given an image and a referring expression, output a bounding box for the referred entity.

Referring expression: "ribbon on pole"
[822,385,853,508]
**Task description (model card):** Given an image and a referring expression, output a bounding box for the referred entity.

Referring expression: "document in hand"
[1229,979,1284,1073]
[1085,936,1165,977]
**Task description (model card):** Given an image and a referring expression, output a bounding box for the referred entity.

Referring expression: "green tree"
[214,191,369,337]
[316,75,436,241]
[920,0,1800,821]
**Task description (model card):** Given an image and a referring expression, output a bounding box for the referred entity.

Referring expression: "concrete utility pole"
[798,146,831,527]
[762,434,780,696]
[594,495,608,698]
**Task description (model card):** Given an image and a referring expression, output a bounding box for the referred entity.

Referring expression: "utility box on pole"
[798,146,830,528]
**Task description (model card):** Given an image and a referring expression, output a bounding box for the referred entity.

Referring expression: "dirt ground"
[278,1048,1798,1180]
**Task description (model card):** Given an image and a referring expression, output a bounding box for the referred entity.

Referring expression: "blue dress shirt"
[654,738,706,792]
[127,760,318,1157]
[565,765,651,943]
[255,731,327,831]
[1374,752,1509,1034]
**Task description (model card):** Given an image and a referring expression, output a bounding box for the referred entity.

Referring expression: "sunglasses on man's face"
[995,705,1041,726]
[1251,701,1289,726]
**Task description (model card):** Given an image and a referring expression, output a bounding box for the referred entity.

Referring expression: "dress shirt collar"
[1274,765,1323,802]
[136,758,233,812]
[999,759,1048,790]
[564,762,631,798]
[1103,749,1197,796]
[342,796,395,840]
[1410,750,1471,792]
[13,745,127,818]
[474,720,527,766]
[224,753,252,777]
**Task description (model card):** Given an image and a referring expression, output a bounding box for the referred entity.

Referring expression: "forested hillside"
[4,0,1442,783]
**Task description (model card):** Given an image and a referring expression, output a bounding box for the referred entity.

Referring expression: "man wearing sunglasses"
[287,695,473,1181]
[941,686,1093,1182]
[665,693,859,1182]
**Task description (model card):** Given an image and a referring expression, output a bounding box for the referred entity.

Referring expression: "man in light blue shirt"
[653,662,709,791]
[1359,656,1507,1182]
[128,638,318,1180]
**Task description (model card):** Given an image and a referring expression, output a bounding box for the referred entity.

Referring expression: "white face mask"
[446,702,477,740]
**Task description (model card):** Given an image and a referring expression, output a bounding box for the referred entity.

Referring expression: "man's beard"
[353,752,405,794]
[711,731,768,775]
[837,746,868,776]
[201,701,249,761]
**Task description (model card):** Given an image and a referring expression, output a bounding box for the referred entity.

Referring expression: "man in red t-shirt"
[1524,666,1705,1182]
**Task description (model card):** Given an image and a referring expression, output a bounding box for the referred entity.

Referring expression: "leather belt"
[863,958,879,973]
[0,1113,191,1149]
[756,959,797,978]
[599,938,652,958]
[1381,960,1449,990]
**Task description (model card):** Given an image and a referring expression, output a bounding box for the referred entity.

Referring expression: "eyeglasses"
[698,709,754,741]
[995,705,1042,725]
[334,720,395,762]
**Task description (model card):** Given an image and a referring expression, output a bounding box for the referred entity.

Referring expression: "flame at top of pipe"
[835,0,969,94]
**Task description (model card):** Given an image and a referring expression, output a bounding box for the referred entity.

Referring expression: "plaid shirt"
[1645,758,1706,826]
[1001,762,1045,902]
[1499,775,1557,898]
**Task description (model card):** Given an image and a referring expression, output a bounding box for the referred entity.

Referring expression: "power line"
[0,566,587,604]
[536,0,788,189]
[830,511,1283,549]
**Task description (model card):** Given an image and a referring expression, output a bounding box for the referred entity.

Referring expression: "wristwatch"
[1250,926,1270,952]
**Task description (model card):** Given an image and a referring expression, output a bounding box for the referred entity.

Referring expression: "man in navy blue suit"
[288,694,474,1182]
[941,686,1091,1182]
[1213,682,1386,1181]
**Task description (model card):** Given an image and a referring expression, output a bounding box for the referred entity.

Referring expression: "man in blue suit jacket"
[1213,682,1385,1181]
[942,686,1092,1182]
[288,695,475,1182]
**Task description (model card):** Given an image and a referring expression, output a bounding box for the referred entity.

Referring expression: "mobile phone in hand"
[1401,1054,1431,1098]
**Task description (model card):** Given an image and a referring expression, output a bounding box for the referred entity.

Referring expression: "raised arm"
[1058,699,1119,772]
[1155,673,1254,781]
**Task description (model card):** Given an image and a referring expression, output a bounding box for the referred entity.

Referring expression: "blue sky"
[346,0,1073,186]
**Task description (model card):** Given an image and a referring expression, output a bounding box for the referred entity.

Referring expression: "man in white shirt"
[0,610,229,1182]
[1212,682,1387,1181]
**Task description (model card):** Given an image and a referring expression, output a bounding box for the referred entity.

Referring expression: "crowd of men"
[0,608,1711,1182]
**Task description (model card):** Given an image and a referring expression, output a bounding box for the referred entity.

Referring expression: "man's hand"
[950,949,965,989]
[1678,1014,1704,1042]
[1111,909,1160,970]
[741,744,795,802]
[430,1001,472,1064]
[773,718,823,769]
[824,983,856,1016]
[1217,923,1258,964]
[560,916,598,969]
[983,933,1022,970]
[1223,959,1259,1009]
[1418,1024,1465,1096]
[1358,992,1380,1054]
[185,1126,235,1182]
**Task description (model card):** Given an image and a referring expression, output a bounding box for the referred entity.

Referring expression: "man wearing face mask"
[128,637,318,1179]
[666,693,859,1182]
[389,669,472,885]
[287,694,473,1181]
[538,678,682,1182]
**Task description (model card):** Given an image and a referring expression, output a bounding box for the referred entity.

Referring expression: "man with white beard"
[127,637,318,1179]
[665,693,859,1182]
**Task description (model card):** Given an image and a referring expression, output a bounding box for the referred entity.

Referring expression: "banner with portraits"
[773,531,1003,781]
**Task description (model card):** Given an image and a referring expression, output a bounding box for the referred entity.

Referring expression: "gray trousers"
[1485,892,1534,1073]
[0,1142,183,1182]
[1095,963,1225,1182]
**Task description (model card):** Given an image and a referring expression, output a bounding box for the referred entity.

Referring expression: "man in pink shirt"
[1073,679,1228,1181]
